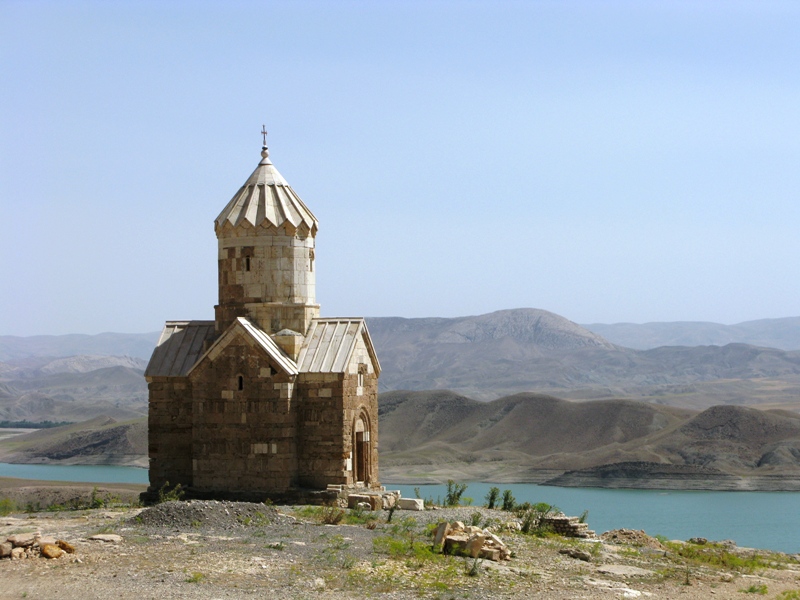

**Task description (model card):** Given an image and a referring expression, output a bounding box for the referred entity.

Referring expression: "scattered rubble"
[601,529,666,550]
[1,531,77,561]
[542,514,595,538]
[433,520,511,561]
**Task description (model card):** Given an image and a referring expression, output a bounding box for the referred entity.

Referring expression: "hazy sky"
[2,1,799,336]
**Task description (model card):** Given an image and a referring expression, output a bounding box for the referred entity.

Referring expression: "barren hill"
[0,365,147,422]
[0,415,147,467]
[379,391,800,488]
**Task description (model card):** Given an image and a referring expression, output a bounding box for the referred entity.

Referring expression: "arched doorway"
[352,412,371,485]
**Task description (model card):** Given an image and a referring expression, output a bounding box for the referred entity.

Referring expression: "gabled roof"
[187,317,299,377]
[215,148,318,233]
[145,321,216,379]
[296,318,381,375]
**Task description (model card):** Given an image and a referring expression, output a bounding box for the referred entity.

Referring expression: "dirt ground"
[2,483,800,599]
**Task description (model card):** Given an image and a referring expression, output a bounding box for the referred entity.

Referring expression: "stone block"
[465,534,486,558]
[433,522,451,552]
[348,494,371,509]
[397,498,424,511]
[479,547,501,561]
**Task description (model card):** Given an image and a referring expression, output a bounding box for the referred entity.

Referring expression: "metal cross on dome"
[261,125,268,147]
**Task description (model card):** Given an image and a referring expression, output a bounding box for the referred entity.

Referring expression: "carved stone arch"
[351,408,372,485]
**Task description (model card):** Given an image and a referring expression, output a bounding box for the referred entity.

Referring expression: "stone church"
[143,133,381,501]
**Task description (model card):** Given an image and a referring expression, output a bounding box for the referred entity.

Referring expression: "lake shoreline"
[381,464,800,492]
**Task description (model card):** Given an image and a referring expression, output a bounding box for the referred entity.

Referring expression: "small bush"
[519,503,558,536]
[777,591,800,600]
[321,504,345,525]
[485,487,500,510]
[741,583,768,594]
[0,497,18,516]
[386,504,397,523]
[513,502,532,517]
[444,480,468,507]
[469,512,482,527]
[185,572,204,583]
[465,556,483,577]
[157,481,185,503]
[501,490,515,512]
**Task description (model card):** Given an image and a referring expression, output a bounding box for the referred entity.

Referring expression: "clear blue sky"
[2,1,799,336]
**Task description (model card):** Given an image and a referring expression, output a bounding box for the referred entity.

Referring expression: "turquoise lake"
[1,463,797,554]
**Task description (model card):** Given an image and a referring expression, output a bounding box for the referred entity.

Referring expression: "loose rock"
[88,534,122,543]
[40,544,64,559]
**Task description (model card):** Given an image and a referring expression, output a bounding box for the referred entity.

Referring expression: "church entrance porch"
[352,413,371,485]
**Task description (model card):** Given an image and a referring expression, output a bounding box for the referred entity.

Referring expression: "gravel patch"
[131,500,282,532]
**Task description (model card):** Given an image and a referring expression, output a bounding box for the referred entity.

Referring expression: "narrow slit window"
[245,256,251,271]
[238,375,244,390]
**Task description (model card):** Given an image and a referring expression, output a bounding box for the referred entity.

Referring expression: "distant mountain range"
[582,317,800,351]
[366,309,800,407]
[0,355,148,422]
[2,313,798,361]
[0,332,159,362]
[3,309,800,414]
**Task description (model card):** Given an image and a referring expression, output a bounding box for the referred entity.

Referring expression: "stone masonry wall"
[147,377,193,490]
[342,333,379,487]
[189,337,300,493]
[342,371,380,487]
[296,373,347,489]
[215,223,318,334]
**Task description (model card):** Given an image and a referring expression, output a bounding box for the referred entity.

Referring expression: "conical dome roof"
[215,147,318,234]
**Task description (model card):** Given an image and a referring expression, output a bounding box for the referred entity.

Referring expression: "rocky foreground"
[3,497,800,599]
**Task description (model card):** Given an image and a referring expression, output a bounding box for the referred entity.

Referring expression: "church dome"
[215,146,318,234]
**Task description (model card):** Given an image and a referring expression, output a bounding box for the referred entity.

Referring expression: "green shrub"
[741,583,768,594]
[465,556,483,577]
[157,481,185,503]
[485,487,500,510]
[320,504,345,525]
[469,512,482,527]
[444,480,467,507]
[386,503,397,523]
[519,503,558,536]
[185,572,204,583]
[0,497,18,516]
[501,490,515,512]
